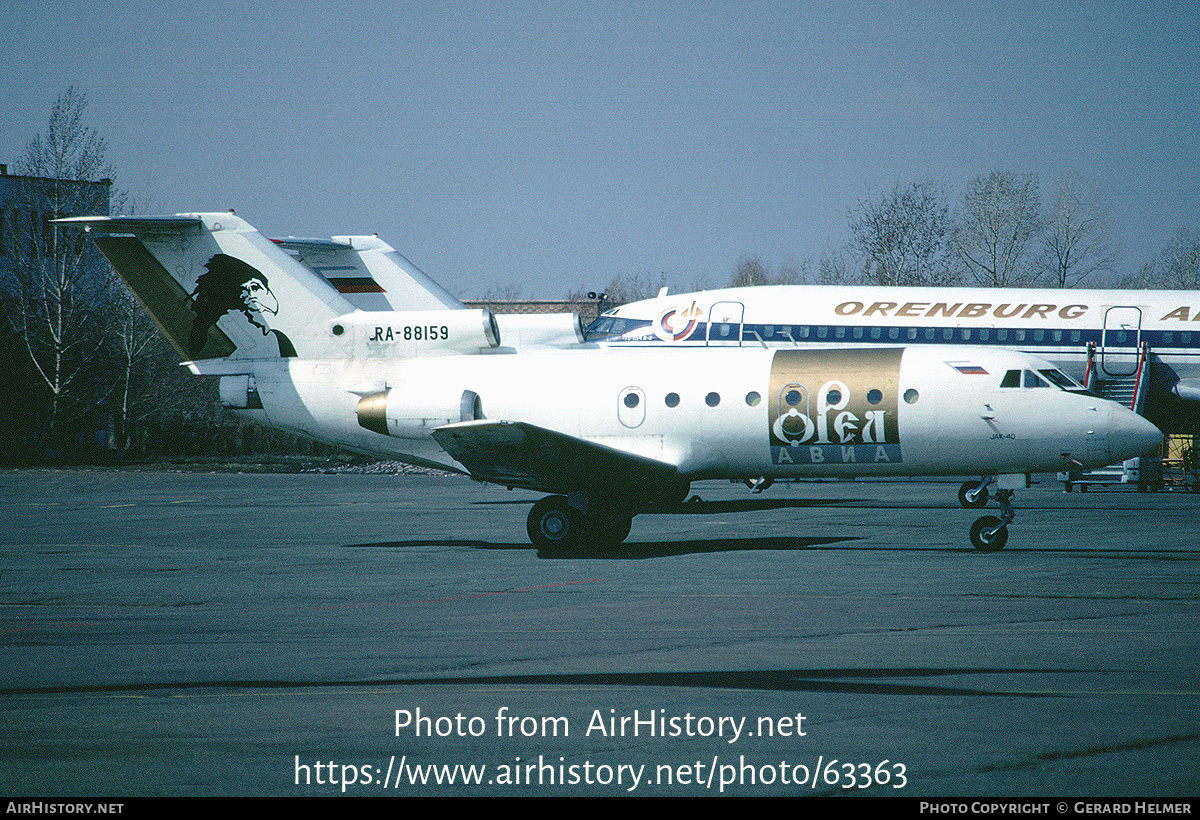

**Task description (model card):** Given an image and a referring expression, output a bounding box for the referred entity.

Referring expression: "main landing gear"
[969,489,1016,551]
[527,495,634,551]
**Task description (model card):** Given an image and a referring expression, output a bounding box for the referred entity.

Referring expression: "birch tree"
[0,87,113,455]
[953,170,1043,287]
[849,181,955,286]
[1043,174,1116,288]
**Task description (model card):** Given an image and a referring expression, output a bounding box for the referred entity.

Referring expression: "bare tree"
[849,181,955,286]
[0,87,114,455]
[1126,228,1200,290]
[576,270,675,308]
[730,254,772,288]
[1042,174,1117,288]
[954,170,1043,287]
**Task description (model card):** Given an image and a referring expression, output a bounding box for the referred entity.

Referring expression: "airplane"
[582,282,1200,503]
[57,212,1162,551]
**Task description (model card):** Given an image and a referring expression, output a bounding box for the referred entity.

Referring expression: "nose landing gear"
[969,489,1016,551]
[958,477,993,508]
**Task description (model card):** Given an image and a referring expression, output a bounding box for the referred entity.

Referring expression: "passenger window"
[745,391,761,406]
[665,392,680,408]
[706,392,721,407]
[1001,370,1021,388]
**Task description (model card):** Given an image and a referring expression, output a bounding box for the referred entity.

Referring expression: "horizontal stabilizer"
[54,215,204,233]
[431,420,678,495]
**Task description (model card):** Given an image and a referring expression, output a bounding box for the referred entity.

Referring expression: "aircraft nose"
[1108,406,1163,463]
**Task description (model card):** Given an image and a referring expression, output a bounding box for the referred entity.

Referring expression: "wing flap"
[430,420,678,495]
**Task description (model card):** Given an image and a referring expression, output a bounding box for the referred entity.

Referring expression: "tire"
[590,512,633,547]
[958,480,989,508]
[970,515,1008,552]
[527,496,583,550]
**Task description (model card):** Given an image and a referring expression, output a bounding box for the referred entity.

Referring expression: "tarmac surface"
[1,469,1198,797]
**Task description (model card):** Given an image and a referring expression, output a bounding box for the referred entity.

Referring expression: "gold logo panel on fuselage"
[768,348,903,465]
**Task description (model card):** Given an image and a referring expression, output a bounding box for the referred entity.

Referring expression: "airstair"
[1060,341,1162,492]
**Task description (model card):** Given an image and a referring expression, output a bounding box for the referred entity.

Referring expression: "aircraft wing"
[430,420,679,495]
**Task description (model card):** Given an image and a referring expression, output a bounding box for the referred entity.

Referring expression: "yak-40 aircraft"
[59,212,1161,551]
[586,280,1200,503]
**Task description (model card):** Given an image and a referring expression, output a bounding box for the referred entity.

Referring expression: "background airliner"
[584,284,1200,438]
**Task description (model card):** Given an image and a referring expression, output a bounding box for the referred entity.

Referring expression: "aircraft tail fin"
[275,234,464,312]
[56,213,357,360]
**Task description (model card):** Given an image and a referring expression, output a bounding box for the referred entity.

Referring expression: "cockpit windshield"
[584,316,651,341]
[1000,368,1092,393]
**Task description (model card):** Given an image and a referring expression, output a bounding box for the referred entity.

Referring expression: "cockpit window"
[1039,369,1081,390]
[583,317,651,341]
[1001,368,1089,392]
[585,317,613,337]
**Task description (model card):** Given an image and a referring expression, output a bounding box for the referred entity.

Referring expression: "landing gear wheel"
[590,512,633,547]
[958,480,989,508]
[527,496,583,550]
[970,515,1008,552]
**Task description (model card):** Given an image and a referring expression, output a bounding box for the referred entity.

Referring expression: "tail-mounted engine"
[357,387,483,439]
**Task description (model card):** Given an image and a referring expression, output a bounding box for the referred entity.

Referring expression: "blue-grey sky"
[4,1,1198,297]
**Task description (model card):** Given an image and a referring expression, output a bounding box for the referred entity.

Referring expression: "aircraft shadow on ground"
[3,666,1066,698]
[475,498,870,513]
[373,667,1064,698]
[346,536,864,558]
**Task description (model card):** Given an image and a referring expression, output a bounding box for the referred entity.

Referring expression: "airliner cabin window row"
[585,319,1199,349]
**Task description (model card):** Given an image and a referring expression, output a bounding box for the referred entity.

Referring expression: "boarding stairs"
[1060,342,1161,491]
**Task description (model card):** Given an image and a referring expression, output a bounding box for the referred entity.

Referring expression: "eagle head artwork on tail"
[188,254,297,357]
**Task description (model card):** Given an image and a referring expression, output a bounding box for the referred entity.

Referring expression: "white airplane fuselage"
[247,345,1152,484]
[588,284,1200,434]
